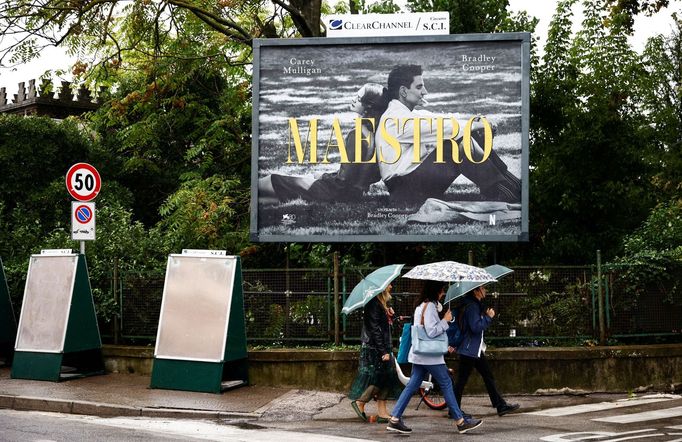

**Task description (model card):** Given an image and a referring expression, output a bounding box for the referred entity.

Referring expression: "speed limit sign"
[66,163,101,202]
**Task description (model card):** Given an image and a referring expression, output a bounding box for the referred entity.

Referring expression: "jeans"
[455,353,505,409]
[391,363,463,420]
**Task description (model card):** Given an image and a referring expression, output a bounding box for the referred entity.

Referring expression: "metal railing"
[104,265,681,346]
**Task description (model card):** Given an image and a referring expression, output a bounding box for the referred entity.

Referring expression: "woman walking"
[386,280,483,434]
[348,284,402,422]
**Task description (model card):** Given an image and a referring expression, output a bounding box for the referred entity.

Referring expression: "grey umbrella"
[443,264,513,304]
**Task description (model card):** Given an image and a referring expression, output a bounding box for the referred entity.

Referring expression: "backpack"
[447,302,470,349]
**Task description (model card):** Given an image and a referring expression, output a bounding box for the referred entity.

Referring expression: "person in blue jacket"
[453,285,520,417]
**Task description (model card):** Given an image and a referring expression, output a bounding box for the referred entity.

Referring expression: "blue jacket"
[455,294,493,358]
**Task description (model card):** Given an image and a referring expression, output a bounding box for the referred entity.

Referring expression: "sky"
[0,1,680,94]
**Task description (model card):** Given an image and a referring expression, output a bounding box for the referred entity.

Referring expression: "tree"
[0,1,325,71]
[406,0,536,34]
[611,200,682,308]
[529,0,660,263]
[635,14,682,202]
[0,114,141,306]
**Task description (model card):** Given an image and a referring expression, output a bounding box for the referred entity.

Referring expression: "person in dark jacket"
[454,285,520,417]
[348,284,402,422]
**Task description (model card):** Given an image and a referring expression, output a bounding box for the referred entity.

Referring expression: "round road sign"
[66,163,101,201]
[74,204,93,224]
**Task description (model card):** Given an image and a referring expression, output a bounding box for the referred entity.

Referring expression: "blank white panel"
[155,255,235,361]
[15,255,77,352]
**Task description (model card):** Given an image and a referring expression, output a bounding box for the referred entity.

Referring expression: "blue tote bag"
[411,303,448,356]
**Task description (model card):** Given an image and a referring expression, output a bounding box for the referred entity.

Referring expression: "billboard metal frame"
[251,33,530,243]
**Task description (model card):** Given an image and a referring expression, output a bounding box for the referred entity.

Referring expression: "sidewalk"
[0,367,294,420]
[0,366,634,425]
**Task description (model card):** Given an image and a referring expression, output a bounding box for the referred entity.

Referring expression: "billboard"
[251,34,529,243]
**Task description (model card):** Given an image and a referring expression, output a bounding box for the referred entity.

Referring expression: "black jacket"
[360,297,391,354]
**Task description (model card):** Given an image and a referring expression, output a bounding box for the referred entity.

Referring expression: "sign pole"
[66,163,101,252]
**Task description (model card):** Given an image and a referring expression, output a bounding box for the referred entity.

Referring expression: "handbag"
[411,302,448,356]
[396,322,412,363]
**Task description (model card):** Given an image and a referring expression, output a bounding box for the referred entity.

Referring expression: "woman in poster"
[258,83,387,203]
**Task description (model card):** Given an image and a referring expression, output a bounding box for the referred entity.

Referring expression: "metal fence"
[105,264,682,346]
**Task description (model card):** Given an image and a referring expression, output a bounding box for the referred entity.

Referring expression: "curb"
[0,394,262,420]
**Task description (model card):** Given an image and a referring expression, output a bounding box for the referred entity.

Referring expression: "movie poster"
[250,34,529,242]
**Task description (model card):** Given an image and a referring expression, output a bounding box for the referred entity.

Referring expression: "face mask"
[436,301,443,313]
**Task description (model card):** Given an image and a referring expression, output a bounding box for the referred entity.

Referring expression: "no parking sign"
[71,202,96,240]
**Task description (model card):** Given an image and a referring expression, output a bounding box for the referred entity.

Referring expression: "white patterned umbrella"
[402,261,496,283]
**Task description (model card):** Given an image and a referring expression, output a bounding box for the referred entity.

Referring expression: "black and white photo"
[250,34,529,242]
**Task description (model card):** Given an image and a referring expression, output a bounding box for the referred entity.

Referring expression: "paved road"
[273,393,682,441]
[3,394,681,441]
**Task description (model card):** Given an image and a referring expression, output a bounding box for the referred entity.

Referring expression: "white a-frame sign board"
[11,251,104,381]
[150,251,248,393]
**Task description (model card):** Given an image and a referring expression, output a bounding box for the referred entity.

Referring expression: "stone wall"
[0,79,103,118]
[102,344,682,394]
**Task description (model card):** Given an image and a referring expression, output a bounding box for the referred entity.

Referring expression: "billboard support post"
[597,249,606,345]
[333,251,340,345]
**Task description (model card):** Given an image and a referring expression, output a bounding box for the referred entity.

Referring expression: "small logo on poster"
[329,19,343,30]
[282,214,296,225]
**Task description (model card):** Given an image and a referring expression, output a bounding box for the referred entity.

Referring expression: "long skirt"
[348,345,403,402]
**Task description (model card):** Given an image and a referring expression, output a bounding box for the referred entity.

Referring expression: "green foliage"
[529,0,658,262]
[28,201,168,322]
[333,0,402,13]
[635,16,682,200]
[0,1,324,74]
[264,304,287,340]
[290,295,328,337]
[159,175,250,252]
[506,273,592,337]
[89,57,251,227]
[0,115,98,302]
[0,115,91,215]
[611,200,682,306]
[407,0,510,33]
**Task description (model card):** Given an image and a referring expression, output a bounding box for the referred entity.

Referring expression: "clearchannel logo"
[329,19,343,30]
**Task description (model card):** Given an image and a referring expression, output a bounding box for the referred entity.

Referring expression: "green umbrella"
[341,264,404,315]
[443,264,513,304]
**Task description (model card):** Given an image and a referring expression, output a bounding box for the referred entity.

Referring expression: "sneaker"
[386,418,412,434]
[457,417,483,434]
[497,403,520,416]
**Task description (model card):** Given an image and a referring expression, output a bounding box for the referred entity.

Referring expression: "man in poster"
[376,64,521,206]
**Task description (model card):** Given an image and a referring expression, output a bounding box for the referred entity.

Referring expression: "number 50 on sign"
[66,163,101,202]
